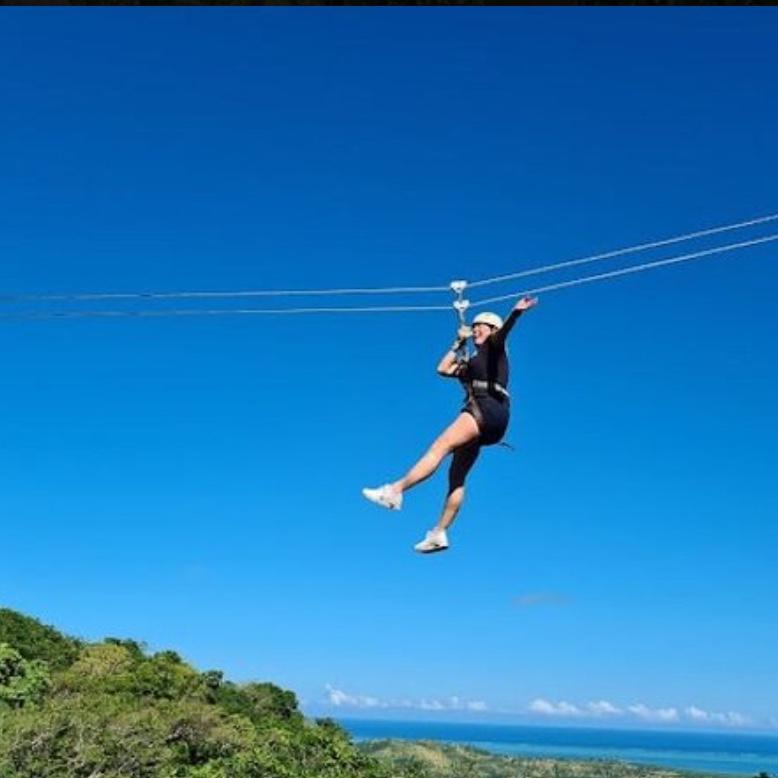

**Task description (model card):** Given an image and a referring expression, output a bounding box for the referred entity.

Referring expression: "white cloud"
[325,685,354,707]
[586,700,622,716]
[528,698,558,715]
[628,704,680,723]
[323,685,487,713]
[324,685,386,709]
[719,712,749,727]
[686,705,709,722]
[529,698,582,717]
[530,698,622,718]
[529,698,753,728]
[324,687,756,730]
[683,706,750,728]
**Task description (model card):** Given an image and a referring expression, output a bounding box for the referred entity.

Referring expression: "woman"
[363,295,538,553]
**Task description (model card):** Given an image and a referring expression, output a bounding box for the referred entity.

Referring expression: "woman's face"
[472,322,496,347]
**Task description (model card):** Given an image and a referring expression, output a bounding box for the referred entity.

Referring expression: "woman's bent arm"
[437,348,461,377]
[437,326,470,376]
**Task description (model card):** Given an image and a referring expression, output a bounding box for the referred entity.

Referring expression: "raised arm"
[490,296,538,348]
[437,325,472,377]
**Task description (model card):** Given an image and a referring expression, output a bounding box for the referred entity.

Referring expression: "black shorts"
[463,395,510,446]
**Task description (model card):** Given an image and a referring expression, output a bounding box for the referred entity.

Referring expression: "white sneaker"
[414,528,449,554]
[362,484,403,511]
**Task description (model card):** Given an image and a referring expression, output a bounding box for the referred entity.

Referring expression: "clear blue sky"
[1,8,777,733]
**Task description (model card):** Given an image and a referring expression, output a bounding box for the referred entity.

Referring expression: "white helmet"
[472,311,503,329]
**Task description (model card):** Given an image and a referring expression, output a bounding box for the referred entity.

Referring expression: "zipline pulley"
[450,280,470,361]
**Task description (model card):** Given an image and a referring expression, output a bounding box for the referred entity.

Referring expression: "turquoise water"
[339,719,778,776]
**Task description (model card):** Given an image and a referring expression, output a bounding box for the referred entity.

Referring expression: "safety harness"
[449,280,512,446]
[450,279,510,401]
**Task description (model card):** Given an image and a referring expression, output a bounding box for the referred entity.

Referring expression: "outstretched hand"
[514,296,538,312]
[457,324,473,341]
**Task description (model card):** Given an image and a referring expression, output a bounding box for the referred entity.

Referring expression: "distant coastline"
[337,718,778,776]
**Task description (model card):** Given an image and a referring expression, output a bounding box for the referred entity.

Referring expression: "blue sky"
[1,8,777,733]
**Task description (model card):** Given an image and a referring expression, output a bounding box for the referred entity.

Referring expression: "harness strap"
[470,379,510,399]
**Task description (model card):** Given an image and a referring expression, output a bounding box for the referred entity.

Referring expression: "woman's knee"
[429,437,454,460]
[446,484,466,507]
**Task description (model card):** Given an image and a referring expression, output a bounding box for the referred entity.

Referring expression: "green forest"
[0,608,411,778]
[0,608,736,778]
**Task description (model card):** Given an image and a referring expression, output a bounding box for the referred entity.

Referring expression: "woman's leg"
[436,442,481,530]
[391,412,480,495]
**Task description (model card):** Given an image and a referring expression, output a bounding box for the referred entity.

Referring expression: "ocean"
[338,718,778,776]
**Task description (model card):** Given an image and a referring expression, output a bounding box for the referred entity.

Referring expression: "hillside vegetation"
[0,609,409,778]
[360,740,722,778]
[0,609,727,778]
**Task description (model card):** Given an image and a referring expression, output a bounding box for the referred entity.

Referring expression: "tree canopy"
[0,608,410,778]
